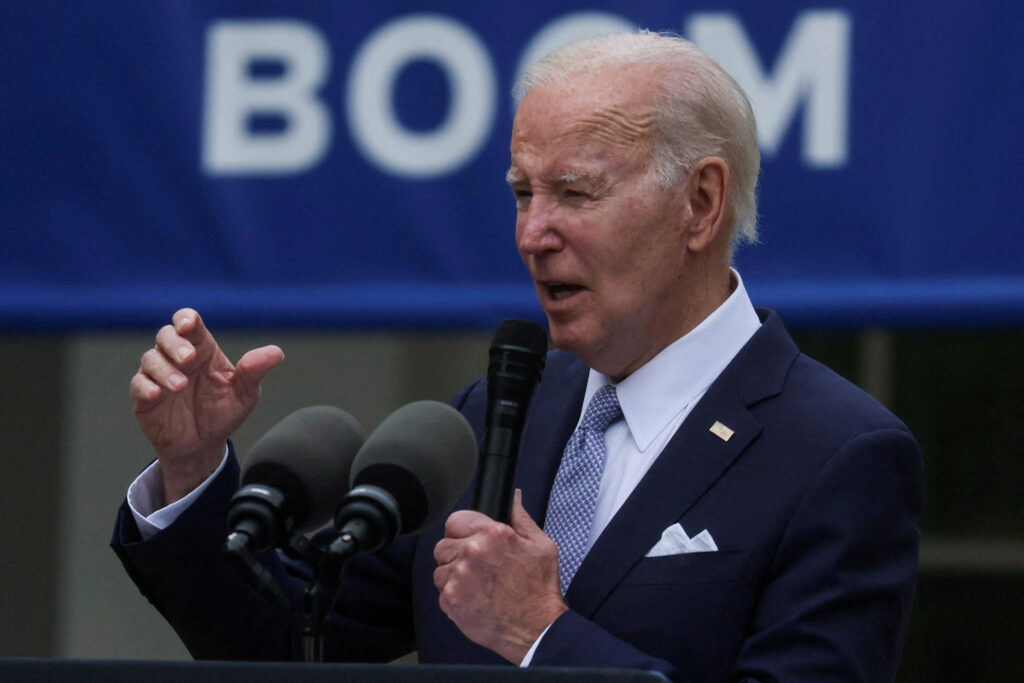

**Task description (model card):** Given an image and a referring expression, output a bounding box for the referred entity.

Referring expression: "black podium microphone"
[303,400,478,661]
[471,318,547,523]
[224,405,364,614]
[333,400,478,553]
[226,405,364,553]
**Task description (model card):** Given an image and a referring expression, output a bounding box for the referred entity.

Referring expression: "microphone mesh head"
[492,319,547,355]
[242,405,364,532]
[351,401,477,534]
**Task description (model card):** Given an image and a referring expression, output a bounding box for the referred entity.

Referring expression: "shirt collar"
[580,269,762,451]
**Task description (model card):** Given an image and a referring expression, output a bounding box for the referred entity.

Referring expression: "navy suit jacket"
[113,310,923,682]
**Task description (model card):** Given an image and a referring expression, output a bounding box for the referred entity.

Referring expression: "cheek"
[602,236,681,308]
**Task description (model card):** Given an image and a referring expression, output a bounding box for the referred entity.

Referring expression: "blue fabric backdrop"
[1,1,1021,330]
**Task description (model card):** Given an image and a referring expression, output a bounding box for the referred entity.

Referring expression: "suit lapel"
[565,311,799,617]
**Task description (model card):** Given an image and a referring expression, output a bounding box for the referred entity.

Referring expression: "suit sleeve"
[110,445,418,662]
[531,427,923,682]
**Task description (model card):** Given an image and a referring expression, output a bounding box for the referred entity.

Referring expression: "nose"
[516,197,564,257]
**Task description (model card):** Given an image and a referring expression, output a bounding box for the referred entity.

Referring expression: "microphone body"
[472,319,547,523]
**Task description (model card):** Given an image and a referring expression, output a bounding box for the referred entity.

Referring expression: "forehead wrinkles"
[566,106,656,151]
[509,84,658,179]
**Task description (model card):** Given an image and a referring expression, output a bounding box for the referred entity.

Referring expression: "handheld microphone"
[471,319,547,523]
[333,400,478,553]
[225,405,365,553]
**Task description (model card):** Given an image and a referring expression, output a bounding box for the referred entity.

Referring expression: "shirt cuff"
[519,622,554,667]
[126,445,230,540]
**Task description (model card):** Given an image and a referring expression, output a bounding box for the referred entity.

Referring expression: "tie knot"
[580,384,622,432]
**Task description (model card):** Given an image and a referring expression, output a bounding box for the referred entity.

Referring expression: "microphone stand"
[224,489,402,662]
[223,529,337,663]
[301,494,399,662]
[299,529,361,663]
[223,528,292,615]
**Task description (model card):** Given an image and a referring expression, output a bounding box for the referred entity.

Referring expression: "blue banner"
[2,2,1021,330]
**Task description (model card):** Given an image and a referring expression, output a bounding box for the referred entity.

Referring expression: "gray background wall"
[2,326,1022,680]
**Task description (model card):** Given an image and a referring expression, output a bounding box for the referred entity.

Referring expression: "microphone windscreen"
[492,318,548,354]
[350,401,477,534]
[242,405,364,533]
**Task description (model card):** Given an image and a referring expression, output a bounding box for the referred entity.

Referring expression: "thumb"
[509,488,544,538]
[233,345,285,392]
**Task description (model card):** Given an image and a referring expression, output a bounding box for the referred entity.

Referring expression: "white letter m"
[688,10,851,168]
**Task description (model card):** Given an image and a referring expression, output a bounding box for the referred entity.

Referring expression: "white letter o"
[347,14,496,178]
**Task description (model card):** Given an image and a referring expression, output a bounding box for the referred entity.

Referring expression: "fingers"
[171,308,220,364]
[233,345,285,392]
[154,322,195,368]
[131,309,212,411]
[443,509,501,543]
[509,489,544,538]
[433,554,458,594]
[434,511,513,567]
[435,513,479,566]
[134,335,190,408]
[433,530,481,599]
[129,367,164,408]
[172,308,203,344]
[435,496,543,566]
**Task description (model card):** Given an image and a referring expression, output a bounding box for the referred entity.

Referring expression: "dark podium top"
[0,659,667,683]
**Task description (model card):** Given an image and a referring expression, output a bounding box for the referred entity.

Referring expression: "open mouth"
[546,283,585,301]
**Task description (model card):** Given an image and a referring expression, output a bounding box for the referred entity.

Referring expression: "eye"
[513,189,533,210]
[564,188,592,204]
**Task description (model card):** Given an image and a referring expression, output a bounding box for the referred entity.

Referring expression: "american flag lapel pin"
[709,421,734,442]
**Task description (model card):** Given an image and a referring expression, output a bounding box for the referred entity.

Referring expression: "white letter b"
[202,20,331,175]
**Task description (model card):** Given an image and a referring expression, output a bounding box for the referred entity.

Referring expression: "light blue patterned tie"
[544,384,622,594]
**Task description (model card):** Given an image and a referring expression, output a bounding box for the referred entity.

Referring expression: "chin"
[546,319,598,361]
[547,318,635,378]
[544,320,575,353]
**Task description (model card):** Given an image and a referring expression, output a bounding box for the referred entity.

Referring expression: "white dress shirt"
[128,447,230,538]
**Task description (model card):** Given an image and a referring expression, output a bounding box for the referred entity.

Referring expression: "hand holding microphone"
[434,489,566,664]
[437,319,562,662]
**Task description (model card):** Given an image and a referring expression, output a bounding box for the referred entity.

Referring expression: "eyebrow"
[505,168,599,187]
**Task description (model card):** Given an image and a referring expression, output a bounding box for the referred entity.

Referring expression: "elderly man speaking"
[114,31,923,683]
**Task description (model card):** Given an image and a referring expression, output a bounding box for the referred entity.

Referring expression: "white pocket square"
[646,523,719,557]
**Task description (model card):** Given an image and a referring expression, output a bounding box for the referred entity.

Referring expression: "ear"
[683,156,731,253]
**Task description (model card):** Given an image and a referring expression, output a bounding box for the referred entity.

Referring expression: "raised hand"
[129,308,284,504]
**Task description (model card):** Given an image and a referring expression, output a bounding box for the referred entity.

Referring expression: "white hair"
[514,31,760,245]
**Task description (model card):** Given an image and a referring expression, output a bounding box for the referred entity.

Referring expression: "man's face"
[509,68,695,379]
